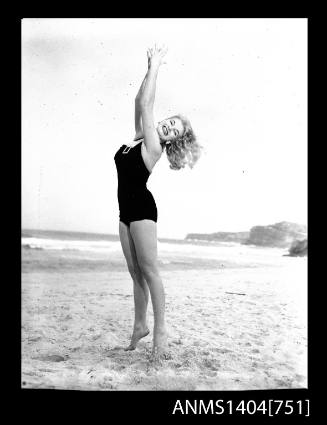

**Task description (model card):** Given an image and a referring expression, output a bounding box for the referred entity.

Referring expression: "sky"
[22,18,307,239]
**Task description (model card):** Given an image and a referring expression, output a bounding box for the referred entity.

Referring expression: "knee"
[138,261,160,281]
[127,263,143,282]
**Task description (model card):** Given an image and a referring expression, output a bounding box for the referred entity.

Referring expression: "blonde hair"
[160,114,203,170]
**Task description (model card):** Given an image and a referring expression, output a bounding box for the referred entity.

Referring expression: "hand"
[147,48,152,69]
[147,44,168,69]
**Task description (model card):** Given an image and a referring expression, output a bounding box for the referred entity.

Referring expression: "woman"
[114,45,202,361]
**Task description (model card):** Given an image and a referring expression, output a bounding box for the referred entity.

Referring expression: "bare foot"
[150,328,171,364]
[124,326,150,351]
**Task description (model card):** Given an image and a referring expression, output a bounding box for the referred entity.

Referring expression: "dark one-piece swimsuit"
[114,139,158,227]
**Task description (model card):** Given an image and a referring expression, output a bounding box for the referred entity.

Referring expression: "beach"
[21,231,307,390]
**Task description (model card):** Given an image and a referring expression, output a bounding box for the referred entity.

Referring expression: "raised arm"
[134,50,153,140]
[134,73,148,140]
[139,45,168,157]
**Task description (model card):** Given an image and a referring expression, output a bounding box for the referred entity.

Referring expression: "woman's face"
[157,117,185,142]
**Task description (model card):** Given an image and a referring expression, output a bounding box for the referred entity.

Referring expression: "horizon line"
[21,220,307,239]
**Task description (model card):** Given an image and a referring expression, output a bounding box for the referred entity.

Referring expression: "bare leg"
[130,220,168,358]
[125,275,150,350]
[119,221,150,350]
[145,271,168,361]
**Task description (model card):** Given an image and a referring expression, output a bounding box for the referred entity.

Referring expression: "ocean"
[21,228,290,273]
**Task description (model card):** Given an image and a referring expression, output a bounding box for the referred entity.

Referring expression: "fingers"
[147,44,168,67]
[158,44,168,55]
[162,45,168,55]
[148,44,168,55]
[159,45,168,58]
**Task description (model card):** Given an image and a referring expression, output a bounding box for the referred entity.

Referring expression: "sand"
[21,246,307,391]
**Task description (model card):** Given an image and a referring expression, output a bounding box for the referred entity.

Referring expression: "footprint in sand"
[70,346,82,352]
[202,358,220,371]
[92,334,102,341]
[212,330,224,336]
[212,348,232,354]
[171,339,183,345]
[35,354,68,362]
[28,336,42,343]
[180,359,192,368]
[112,364,127,372]
[23,371,43,377]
